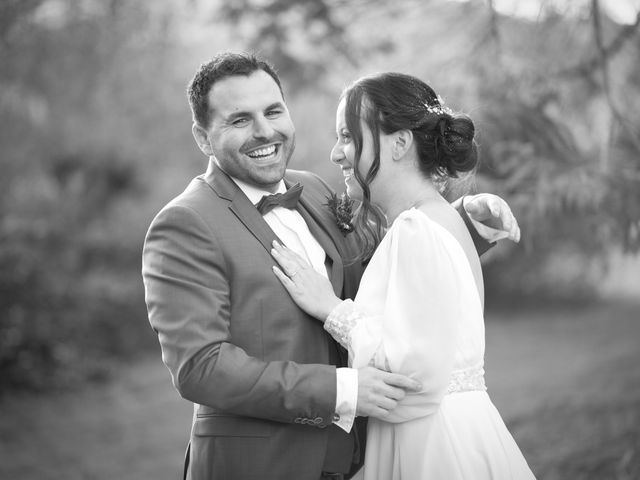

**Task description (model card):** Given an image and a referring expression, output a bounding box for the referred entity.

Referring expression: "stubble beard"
[225,134,296,189]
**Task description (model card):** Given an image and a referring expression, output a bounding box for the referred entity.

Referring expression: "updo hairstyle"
[342,72,478,262]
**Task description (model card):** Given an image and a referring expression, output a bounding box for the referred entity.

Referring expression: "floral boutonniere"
[326,192,354,235]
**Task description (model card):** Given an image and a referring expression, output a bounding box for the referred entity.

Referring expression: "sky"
[486,0,640,24]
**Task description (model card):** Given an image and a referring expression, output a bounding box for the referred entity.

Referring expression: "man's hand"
[464,193,521,243]
[355,366,422,419]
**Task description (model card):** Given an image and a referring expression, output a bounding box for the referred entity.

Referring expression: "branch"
[559,8,640,79]
[591,0,640,153]
[487,0,501,48]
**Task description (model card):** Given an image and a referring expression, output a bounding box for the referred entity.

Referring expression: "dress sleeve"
[325,211,463,422]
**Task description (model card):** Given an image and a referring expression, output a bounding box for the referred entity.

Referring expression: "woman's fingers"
[271,241,309,277]
[271,242,296,274]
[272,240,304,262]
[272,266,297,291]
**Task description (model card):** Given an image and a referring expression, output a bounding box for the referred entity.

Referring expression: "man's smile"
[244,143,281,163]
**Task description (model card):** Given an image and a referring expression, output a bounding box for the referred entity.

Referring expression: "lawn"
[1,301,638,480]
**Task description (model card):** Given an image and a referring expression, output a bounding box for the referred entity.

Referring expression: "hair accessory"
[424,103,453,116]
[424,95,453,116]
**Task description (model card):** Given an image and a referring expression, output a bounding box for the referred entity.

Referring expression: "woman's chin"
[346,185,362,201]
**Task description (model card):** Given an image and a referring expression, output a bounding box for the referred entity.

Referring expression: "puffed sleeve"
[325,210,465,422]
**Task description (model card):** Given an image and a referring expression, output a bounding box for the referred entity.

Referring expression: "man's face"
[198,70,296,191]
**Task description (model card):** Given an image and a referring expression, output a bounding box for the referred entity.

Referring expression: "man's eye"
[266,110,282,118]
[232,118,249,126]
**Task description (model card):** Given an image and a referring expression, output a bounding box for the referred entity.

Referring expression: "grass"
[485,300,640,480]
[0,301,638,480]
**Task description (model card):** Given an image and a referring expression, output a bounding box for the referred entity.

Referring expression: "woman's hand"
[271,241,342,322]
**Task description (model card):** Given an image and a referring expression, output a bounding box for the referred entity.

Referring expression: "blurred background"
[1,0,639,478]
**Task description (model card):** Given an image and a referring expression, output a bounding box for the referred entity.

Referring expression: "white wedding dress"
[325,208,535,480]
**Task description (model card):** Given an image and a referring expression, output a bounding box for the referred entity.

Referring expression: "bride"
[271,72,536,479]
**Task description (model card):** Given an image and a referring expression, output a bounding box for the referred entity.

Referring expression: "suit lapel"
[204,162,278,255]
[287,178,345,297]
[203,162,346,297]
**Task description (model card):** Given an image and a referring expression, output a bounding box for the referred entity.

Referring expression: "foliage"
[0,0,179,392]
[2,0,639,392]
[215,0,640,298]
[467,3,640,297]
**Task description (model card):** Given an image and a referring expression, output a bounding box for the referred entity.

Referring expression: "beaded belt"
[446,365,486,394]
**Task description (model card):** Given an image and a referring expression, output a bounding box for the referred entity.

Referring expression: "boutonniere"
[325,192,354,235]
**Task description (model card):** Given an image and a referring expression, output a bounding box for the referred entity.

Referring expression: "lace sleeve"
[324,299,363,350]
[325,299,389,371]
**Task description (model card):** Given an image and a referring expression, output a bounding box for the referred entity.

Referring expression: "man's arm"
[142,204,336,425]
[451,193,521,255]
[142,203,417,427]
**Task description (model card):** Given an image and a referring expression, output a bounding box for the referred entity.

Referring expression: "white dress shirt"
[231,176,358,433]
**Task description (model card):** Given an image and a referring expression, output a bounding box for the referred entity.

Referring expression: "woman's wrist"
[319,296,343,323]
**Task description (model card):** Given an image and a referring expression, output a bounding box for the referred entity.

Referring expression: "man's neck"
[230,175,286,204]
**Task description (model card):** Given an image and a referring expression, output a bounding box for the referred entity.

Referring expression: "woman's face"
[330,98,374,201]
[331,97,397,203]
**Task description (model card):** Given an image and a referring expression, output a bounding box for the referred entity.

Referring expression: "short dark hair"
[187,52,284,128]
[343,72,478,261]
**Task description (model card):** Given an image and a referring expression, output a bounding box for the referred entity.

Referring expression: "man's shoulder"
[148,175,223,226]
[161,175,220,209]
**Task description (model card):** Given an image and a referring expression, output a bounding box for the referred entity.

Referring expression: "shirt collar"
[229,176,286,205]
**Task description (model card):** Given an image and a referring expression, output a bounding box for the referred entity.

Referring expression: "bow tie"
[255,183,303,215]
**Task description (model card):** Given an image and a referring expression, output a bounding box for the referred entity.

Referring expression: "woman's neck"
[378,174,444,223]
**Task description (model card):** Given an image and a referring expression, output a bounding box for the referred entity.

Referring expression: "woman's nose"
[330,143,344,165]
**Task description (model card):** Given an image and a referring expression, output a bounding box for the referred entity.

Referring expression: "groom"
[142,52,518,480]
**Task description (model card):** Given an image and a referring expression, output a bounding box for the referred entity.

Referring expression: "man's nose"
[253,116,275,139]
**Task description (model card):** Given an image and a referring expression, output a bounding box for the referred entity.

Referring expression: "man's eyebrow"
[264,101,285,111]
[225,110,250,122]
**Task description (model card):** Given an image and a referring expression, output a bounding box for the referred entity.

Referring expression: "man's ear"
[392,129,413,161]
[192,123,214,156]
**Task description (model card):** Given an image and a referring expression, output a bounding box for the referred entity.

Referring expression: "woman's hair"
[342,72,478,262]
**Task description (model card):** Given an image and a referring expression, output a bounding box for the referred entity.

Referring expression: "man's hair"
[187,52,284,128]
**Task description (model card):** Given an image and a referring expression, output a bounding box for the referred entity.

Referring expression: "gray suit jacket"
[142,161,364,480]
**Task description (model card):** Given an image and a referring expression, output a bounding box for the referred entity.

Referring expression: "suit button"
[332,413,341,422]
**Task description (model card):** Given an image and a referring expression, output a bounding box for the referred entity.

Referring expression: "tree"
[0,0,181,391]
[212,0,640,298]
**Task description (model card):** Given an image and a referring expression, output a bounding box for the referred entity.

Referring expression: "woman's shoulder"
[392,207,446,236]
[384,208,446,250]
[390,206,472,253]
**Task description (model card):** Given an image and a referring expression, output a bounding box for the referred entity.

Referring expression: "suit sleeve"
[451,197,494,256]
[142,203,336,426]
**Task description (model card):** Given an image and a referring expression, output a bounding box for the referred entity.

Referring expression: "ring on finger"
[289,270,298,277]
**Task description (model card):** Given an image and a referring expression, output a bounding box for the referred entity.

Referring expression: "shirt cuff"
[334,367,358,433]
